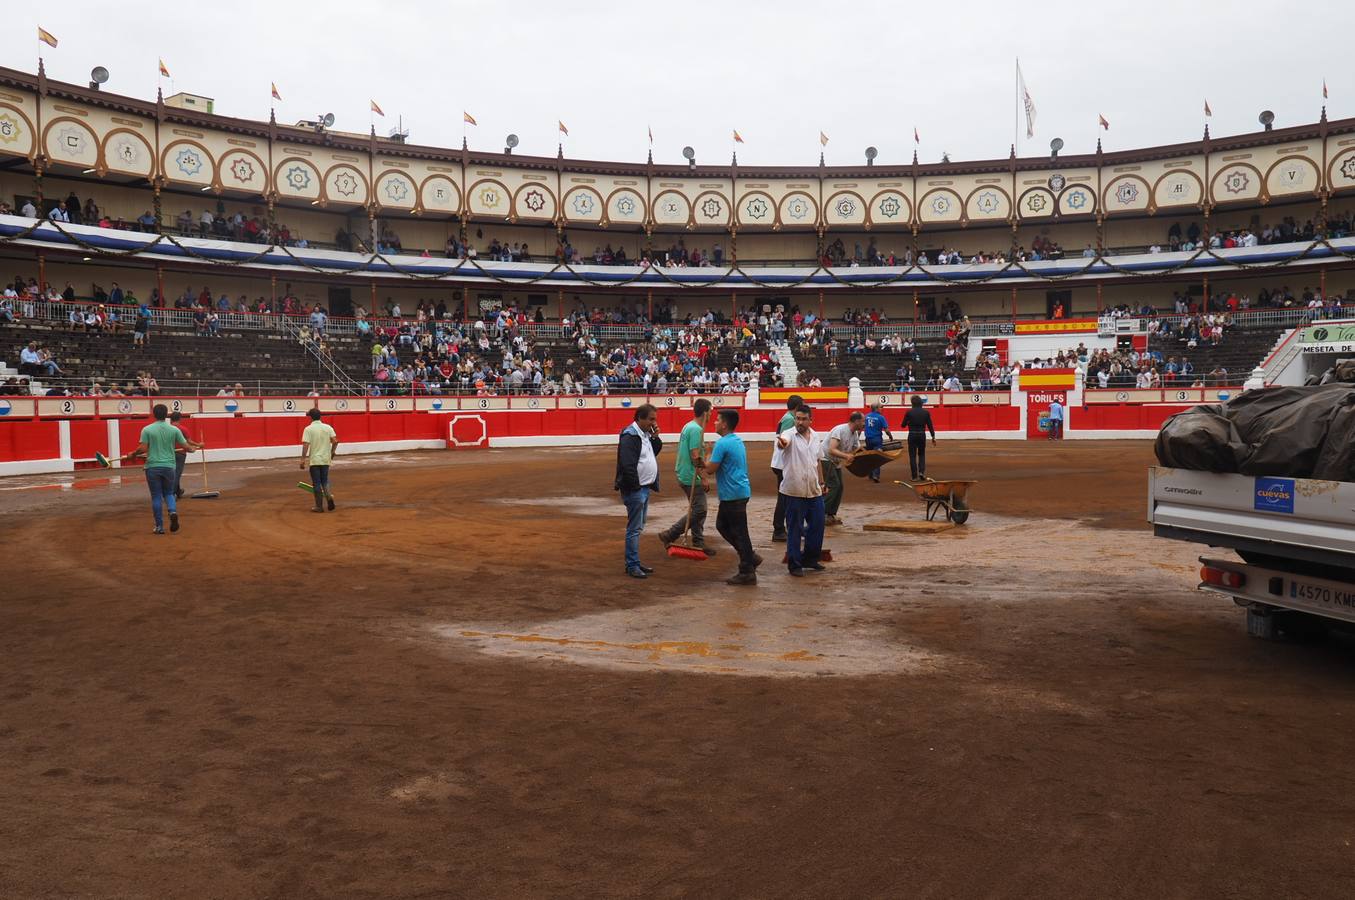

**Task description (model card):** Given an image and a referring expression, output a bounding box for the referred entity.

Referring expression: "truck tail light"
[1201,565,1246,589]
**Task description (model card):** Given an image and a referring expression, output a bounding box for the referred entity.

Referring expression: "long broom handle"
[201,449,210,490]
[679,459,702,542]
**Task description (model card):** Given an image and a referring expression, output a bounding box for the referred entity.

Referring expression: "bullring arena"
[6,14,1355,897]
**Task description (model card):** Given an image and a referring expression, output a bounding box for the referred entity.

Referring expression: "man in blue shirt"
[705,409,760,585]
[862,402,893,483]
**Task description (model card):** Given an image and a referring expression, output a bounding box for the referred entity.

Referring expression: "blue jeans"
[622,487,650,571]
[145,466,176,528]
[865,436,883,479]
[785,494,825,570]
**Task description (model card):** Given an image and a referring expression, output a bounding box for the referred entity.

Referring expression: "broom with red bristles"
[667,473,710,561]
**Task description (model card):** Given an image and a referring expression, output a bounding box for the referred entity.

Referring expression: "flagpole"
[1014,57,1019,154]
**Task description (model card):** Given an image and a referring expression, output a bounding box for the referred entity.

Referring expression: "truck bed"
[1148,467,1355,570]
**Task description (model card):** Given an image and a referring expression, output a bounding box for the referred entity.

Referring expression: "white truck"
[1149,466,1355,639]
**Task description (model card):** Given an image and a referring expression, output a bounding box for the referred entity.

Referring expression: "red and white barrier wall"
[0,385,1224,476]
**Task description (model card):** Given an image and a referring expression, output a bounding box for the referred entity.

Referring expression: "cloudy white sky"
[18,0,1355,167]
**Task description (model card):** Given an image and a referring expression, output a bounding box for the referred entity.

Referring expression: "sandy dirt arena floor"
[3,439,1355,899]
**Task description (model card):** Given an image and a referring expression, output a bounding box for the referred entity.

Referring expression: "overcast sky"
[19,0,1355,168]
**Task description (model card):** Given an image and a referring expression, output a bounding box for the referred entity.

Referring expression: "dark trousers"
[771,468,787,536]
[865,436,883,480]
[822,461,844,517]
[785,495,825,570]
[174,452,186,495]
[715,498,756,574]
[309,465,331,507]
[661,481,707,545]
[908,434,927,479]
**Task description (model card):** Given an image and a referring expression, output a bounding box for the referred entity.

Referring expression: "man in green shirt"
[300,408,340,512]
[657,398,715,556]
[119,403,203,534]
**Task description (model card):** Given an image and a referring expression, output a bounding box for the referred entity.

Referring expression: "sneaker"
[771,532,788,543]
[153,526,165,535]
[169,512,179,533]
[174,489,185,499]
[870,475,880,483]
[806,562,827,572]
[311,507,325,513]
[695,544,717,557]
[626,568,649,579]
[726,572,758,586]
[788,567,804,577]
[657,534,674,550]
[751,553,764,569]
[326,496,336,511]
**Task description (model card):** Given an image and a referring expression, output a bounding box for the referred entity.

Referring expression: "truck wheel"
[1247,606,1327,642]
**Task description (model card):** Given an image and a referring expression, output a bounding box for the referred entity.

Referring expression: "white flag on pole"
[1017,60,1037,139]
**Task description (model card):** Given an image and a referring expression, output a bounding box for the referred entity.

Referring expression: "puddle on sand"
[435,591,943,678]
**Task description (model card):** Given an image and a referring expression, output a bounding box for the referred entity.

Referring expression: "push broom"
[667,474,709,561]
[192,450,220,499]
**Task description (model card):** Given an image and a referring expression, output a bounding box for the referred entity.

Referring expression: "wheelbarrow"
[893,478,978,525]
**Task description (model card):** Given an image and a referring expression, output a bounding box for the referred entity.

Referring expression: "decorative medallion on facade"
[662,199,680,216]
[1048,173,1066,192]
[744,197,769,220]
[332,171,359,197]
[1222,170,1250,195]
[930,195,952,216]
[433,185,450,203]
[0,113,20,144]
[877,196,902,219]
[54,125,89,158]
[384,178,410,202]
[110,137,141,167]
[229,158,255,184]
[285,165,312,191]
[523,189,546,213]
[1115,182,1140,205]
[1277,166,1307,188]
[572,192,595,215]
[616,195,637,217]
[786,197,810,220]
[1167,178,1188,196]
[174,147,204,177]
[975,191,999,215]
[834,197,857,218]
[1341,156,1355,181]
[1027,193,1047,212]
[1066,189,1088,210]
[479,186,501,209]
[700,197,723,220]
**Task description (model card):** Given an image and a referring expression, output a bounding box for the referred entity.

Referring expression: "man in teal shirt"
[119,403,202,533]
[706,409,759,585]
[658,398,716,556]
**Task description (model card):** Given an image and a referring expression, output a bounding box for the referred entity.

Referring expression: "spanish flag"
[271,82,282,101]
[159,59,170,78]
[370,99,384,117]
[1098,113,1109,130]
[558,120,569,136]
[733,129,744,144]
[463,111,477,126]
[37,26,58,48]
[1204,99,1212,117]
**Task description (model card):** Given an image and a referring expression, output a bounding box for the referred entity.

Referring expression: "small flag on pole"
[647,125,653,144]
[819,131,829,147]
[558,120,569,136]
[463,111,477,126]
[370,99,384,117]
[37,27,58,48]
[914,127,920,144]
[1098,114,1110,131]
[158,59,170,78]
[1204,99,1212,117]
[733,129,744,144]
[1323,78,1329,100]
[1017,59,1037,138]
[271,82,282,102]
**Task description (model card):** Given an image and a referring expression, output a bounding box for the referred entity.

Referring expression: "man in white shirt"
[821,412,863,526]
[21,199,37,218]
[614,403,663,579]
[49,201,70,223]
[776,405,826,576]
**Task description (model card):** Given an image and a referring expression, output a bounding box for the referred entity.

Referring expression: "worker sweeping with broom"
[115,403,204,534]
[658,399,716,559]
[299,408,339,513]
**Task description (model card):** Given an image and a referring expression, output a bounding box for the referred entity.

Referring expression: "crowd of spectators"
[1157,213,1355,254]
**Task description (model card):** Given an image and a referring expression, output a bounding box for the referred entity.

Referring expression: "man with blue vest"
[615,403,663,579]
[862,402,893,482]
